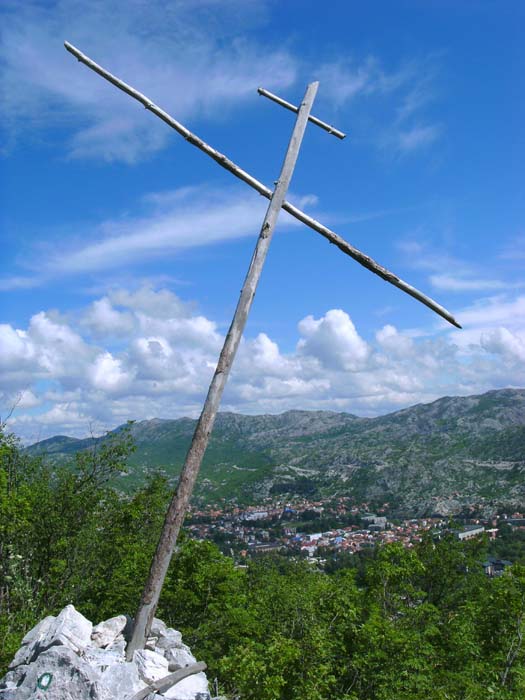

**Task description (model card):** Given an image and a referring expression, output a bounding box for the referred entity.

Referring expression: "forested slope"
[3,424,525,699]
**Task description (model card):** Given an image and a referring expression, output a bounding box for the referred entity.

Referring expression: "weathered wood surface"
[63,41,461,328]
[125,82,319,657]
[257,86,346,139]
[130,661,207,700]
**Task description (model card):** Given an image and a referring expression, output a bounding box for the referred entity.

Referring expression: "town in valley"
[186,496,525,575]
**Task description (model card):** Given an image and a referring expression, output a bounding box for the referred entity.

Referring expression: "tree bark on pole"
[126,81,319,658]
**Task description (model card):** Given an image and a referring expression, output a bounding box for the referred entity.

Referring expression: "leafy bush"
[1,425,525,698]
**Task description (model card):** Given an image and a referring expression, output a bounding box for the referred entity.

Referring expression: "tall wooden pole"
[126,81,319,658]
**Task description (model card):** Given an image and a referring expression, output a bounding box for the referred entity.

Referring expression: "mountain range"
[27,388,525,516]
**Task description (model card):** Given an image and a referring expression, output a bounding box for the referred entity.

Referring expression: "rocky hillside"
[27,389,525,516]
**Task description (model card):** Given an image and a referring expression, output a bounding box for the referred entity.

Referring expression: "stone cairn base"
[0,605,216,700]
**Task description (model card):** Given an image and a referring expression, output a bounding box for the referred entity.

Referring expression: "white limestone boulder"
[11,645,99,700]
[91,615,127,648]
[8,616,56,669]
[38,605,92,654]
[0,665,29,690]
[0,689,18,699]
[163,671,209,700]
[7,606,91,672]
[133,648,169,684]
[82,639,126,673]
[99,661,147,700]
[0,607,212,700]
[165,646,197,670]
[145,636,157,650]
[156,628,183,651]
[20,615,56,647]
[150,617,168,636]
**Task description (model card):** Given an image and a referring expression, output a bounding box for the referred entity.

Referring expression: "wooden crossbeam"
[63,41,461,328]
[257,86,346,139]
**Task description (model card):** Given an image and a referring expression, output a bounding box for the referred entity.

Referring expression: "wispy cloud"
[0,275,42,291]
[316,56,411,106]
[388,58,442,154]
[398,240,514,294]
[396,124,441,152]
[429,274,510,292]
[0,184,319,288]
[457,295,525,330]
[0,1,448,162]
[316,55,442,155]
[499,235,525,261]
[0,0,296,162]
[316,58,386,105]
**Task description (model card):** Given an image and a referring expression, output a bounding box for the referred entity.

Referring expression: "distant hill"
[27,388,525,516]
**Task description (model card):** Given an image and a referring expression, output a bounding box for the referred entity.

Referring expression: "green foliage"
[0,422,141,669]
[490,523,525,564]
[2,424,525,698]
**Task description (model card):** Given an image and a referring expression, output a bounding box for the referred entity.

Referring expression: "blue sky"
[1,0,524,440]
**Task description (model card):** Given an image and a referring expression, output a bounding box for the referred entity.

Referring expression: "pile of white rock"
[0,605,212,700]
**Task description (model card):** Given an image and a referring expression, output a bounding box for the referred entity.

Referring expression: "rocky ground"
[27,388,525,515]
[0,606,216,700]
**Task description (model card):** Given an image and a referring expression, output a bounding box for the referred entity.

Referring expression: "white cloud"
[398,240,515,297]
[396,78,434,122]
[28,312,94,381]
[317,56,442,155]
[0,0,296,162]
[0,276,41,291]
[458,295,525,330]
[1,1,448,164]
[396,124,441,152]
[297,309,370,371]
[108,286,193,320]
[82,297,135,337]
[2,287,524,442]
[375,324,414,357]
[88,352,134,393]
[446,296,525,370]
[500,236,525,261]
[316,58,380,105]
[0,389,41,423]
[16,390,41,410]
[429,274,509,292]
[1,185,315,287]
[316,57,411,106]
[0,325,36,370]
[53,187,269,273]
[13,403,97,436]
[481,327,525,363]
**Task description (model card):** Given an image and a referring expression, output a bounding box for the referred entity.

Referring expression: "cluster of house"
[186,499,522,575]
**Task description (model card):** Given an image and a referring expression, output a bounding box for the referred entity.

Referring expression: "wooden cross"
[64,42,461,656]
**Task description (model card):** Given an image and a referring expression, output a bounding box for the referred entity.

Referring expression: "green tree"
[0,423,137,673]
